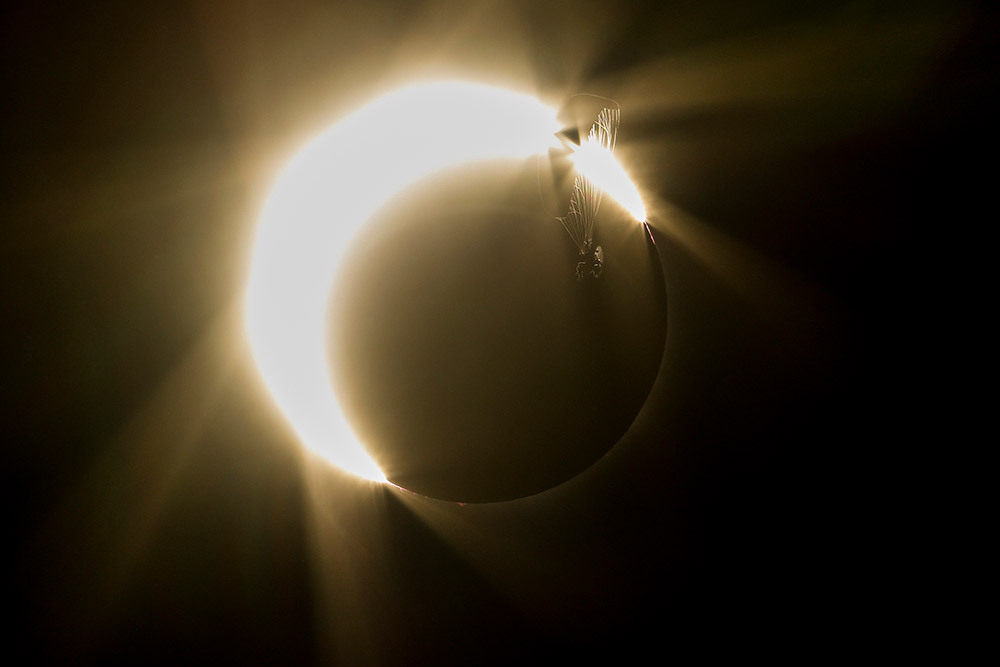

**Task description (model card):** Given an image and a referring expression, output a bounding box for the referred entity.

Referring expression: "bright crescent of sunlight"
[571,137,647,223]
[244,81,645,483]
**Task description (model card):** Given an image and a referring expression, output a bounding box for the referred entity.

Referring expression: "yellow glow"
[244,81,647,484]
[571,138,647,222]
[245,82,561,482]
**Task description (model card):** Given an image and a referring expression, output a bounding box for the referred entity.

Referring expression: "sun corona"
[244,81,644,483]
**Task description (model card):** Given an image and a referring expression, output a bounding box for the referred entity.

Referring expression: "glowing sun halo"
[244,81,645,484]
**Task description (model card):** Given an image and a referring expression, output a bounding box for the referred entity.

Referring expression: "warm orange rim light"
[244,81,645,484]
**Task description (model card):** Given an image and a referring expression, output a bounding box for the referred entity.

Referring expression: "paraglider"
[558,106,620,280]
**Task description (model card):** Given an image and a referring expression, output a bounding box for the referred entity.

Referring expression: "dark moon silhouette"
[329,160,667,502]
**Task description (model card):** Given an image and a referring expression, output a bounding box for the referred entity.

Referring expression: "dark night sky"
[5,1,991,663]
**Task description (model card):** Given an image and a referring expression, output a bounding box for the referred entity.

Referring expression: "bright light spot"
[571,139,647,223]
[245,82,560,482]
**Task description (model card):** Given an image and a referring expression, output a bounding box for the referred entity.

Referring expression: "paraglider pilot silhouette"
[558,106,619,280]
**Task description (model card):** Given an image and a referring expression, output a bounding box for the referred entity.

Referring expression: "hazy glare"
[244,82,561,481]
[244,80,648,483]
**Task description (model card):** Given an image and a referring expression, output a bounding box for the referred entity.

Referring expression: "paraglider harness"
[576,243,603,280]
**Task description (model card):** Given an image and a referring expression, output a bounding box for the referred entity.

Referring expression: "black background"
[6,1,991,663]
